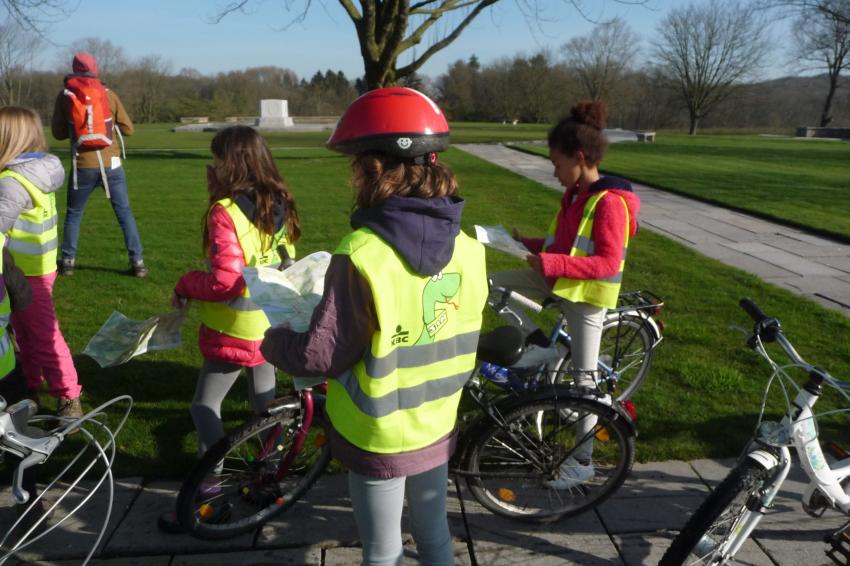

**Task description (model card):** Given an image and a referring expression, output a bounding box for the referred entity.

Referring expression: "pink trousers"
[10,272,81,399]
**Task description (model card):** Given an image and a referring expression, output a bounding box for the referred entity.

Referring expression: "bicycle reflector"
[620,399,637,421]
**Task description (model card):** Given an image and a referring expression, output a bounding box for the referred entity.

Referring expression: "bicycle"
[486,285,664,401]
[0,394,132,565]
[660,298,850,566]
[175,322,639,540]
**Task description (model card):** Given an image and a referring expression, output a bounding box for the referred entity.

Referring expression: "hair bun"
[570,101,607,130]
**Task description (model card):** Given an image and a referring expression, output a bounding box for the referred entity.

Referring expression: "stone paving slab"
[0,477,142,562]
[324,543,470,565]
[171,547,323,565]
[18,557,170,565]
[614,532,775,566]
[456,143,850,317]
[103,481,255,556]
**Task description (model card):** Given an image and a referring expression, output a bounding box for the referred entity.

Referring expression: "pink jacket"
[522,176,640,284]
[175,204,266,366]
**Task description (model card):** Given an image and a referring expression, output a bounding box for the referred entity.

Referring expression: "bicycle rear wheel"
[552,314,655,401]
[462,392,634,522]
[176,399,331,540]
[660,460,775,565]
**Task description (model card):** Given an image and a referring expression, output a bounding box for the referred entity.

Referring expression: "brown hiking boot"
[57,396,82,418]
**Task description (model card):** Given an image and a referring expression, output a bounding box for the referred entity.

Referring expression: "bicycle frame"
[712,329,850,560]
[486,285,663,392]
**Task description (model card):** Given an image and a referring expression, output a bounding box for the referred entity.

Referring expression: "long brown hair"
[0,107,46,171]
[548,100,608,166]
[202,126,300,253]
[350,153,458,209]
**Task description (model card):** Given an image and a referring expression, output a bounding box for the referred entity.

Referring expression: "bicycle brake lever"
[11,451,45,504]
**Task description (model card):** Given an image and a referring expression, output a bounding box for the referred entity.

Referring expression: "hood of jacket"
[232,190,286,233]
[350,195,464,276]
[5,153,65,195]
[566,175,640,236]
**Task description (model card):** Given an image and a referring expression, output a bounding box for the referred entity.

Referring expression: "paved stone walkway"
[2,459,845,564]
[456,143,850,317]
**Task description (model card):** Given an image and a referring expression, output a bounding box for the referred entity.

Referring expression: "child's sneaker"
[544,456,594,490]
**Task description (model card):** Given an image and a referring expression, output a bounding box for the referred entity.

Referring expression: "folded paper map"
[474,224,530,259]
[242,251,332,332]
[83,309,187,368]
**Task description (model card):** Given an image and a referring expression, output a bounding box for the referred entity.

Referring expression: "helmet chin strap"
[413,152,437,165]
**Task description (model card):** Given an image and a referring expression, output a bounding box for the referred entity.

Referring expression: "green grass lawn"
[40,127,850,478]
[515,133,850,242]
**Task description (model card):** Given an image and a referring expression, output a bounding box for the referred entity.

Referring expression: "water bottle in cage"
[479,362,511,389]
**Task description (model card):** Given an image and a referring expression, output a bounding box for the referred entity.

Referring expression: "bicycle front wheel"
[660,460,775,565]
[462,393,634,522]
[176,401,331,540]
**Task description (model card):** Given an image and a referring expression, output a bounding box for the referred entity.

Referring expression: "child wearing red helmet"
[262,87,487,565]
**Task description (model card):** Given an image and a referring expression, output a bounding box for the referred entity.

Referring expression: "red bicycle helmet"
[328,87,449,161]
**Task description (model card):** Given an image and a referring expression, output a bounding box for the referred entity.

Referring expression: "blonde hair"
[350,153,458,209]
[0,107,46,171]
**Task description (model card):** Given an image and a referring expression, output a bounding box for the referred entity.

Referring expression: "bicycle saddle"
[476,326,524,367]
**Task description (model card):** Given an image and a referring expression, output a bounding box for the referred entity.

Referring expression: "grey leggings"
[348,463,453,566]
[190,359,276,455]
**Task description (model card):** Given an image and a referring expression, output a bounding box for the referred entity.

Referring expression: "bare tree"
[792,2,850,125]
[562,17,639,101]
[652,0,770,135]
[0,19,41,105]
[0,0,71,33]
[758,0,850,24]
[214,1,648,89]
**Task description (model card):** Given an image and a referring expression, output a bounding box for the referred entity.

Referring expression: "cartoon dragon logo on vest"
[415,271,461,345]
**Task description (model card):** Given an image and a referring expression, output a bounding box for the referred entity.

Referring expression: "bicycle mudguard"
[745,449,780,471]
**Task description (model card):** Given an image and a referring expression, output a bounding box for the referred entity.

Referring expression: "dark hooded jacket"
[261,195,469,478]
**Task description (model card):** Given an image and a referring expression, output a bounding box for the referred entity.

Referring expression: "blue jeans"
[61,166,144,262]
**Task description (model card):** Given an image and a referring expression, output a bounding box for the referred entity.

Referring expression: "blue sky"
[36,0,788,81]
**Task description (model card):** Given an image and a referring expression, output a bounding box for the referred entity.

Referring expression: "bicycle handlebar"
[740,298,769,324]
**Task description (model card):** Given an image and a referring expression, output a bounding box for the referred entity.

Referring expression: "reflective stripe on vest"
[0,170,59,276]
[197,198,294,341]
[548,190,630,309]
[326,228,487,454]
[0,233,16,378]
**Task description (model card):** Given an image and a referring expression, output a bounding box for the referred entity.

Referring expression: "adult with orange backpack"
[51,52,147,278]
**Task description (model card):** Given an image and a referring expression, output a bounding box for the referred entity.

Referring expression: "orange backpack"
[63,75,113,151]
[63,74,124,197]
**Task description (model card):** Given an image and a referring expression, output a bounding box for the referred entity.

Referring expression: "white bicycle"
[0,394,132,565]
[661,298,850,565]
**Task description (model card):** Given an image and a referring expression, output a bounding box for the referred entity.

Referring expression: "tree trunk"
[819,73,839,127]
[688,113,699,135]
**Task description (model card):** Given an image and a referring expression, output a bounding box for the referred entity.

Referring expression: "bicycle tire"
[176,401,332,540]
[660,460,775,566]
[552,314,655,401]
[462,391,634,522]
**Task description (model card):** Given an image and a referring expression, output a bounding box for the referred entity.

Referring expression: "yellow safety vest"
[198,198,295,341]
[0,232,17,379]
[327,228,487,454]
[546,190,629,309]
[0,170,59,276]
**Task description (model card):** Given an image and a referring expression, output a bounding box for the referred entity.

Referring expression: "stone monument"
[256,99,294,129]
